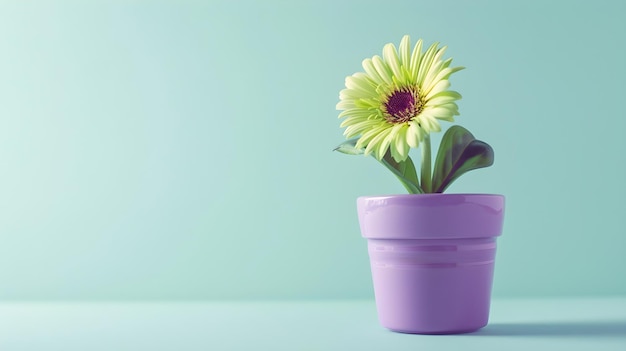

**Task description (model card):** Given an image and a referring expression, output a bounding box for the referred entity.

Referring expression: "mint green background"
[0,0,624,300]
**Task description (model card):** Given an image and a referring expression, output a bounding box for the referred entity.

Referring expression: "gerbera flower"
[337,35,464,162]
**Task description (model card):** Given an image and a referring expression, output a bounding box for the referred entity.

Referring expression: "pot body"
[357,194,505,334]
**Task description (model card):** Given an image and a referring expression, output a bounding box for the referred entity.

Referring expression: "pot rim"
[357,193,505,239]
[358,193,504,200]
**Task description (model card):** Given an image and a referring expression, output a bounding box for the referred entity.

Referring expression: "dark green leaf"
[379,152,423,194]
[432,126,494,193]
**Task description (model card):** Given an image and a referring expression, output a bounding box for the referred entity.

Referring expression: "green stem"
[420,135,432,193]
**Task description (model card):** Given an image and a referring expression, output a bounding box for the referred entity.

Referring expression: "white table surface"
[1,297,625,350]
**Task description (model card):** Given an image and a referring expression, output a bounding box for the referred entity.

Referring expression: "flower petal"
[427,106,453,119]
[365,127,392,159]
[416,42,441,86]
[339,108,373,118]
[383,43,402,80]
[399,35,411,69]
[357,123,388,149]
[421,61,447,93]
[354,98,381,109]
[339,88,366,100]
[340,115,368,128]
[362,58,385,85]
[424,80,451,101]
[429,90,462,101]
[372,55,393,86]
[377,124,401,160]
[394,125,409,161]
[409,39,423,81]
[344,119,379,138]
[345,74,377,96]
[336,100,356,110]
[420,113,441,132]
[407,121,423,148]
[424,93,460,107]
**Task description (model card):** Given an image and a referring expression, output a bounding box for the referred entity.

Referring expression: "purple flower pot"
[357,194,505,334]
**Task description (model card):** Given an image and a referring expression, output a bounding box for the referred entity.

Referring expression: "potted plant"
[335,35,505,334]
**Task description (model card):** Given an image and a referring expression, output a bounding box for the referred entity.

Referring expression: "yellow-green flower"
[337,35,464,162]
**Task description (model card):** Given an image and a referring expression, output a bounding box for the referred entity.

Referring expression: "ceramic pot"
[357,194,505,334]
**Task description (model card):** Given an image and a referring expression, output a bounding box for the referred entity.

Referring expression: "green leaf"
[334,138,423,194]
[333,138,364,155]
[379,152,423,194]
[432,126,494,193]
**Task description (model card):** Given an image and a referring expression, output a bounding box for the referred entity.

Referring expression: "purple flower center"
[383,87,422,124]
[386,90,414,116]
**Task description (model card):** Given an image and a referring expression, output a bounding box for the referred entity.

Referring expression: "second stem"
[420,135,432,193]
